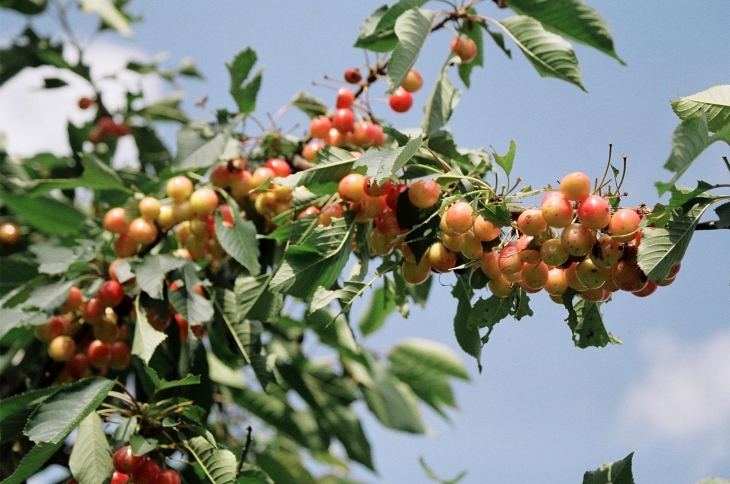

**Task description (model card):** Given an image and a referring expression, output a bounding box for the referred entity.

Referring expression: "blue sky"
[2,2,730,483]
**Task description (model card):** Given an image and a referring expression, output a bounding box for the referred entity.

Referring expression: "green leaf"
[0,28,67,87]
[143,365,200,391]
[270,213,356,298]
[451,276,481,370]
[671,84,730,132]
[24,377,113,444]
[24,153,129,196]
[656,115,730,194]
[361,358,425,433]
[132,295,167,364]
[637,199,712,282]
[274,146,357,195]
[310,281,368,314]
[137,93,189,123]
[358,285,397,336]
[129,434,158,456]
[0,386,58,444]
[174,127,229,171]
[234,274,282,323]
[354,1,429,52]
[0,440,64,484]
[491,139,516,176]
[134,254,188,299]
[291,91,328,119]
[256,450,317,484]
[497,16,585,91]
[645,182,714,227]
[353,133,423,184]
[0,192,85,236]
[0,0,47,15]
[42,77,67,89]
[227,47,263,114]
[563,293,621,349]
[184,434,239,484]
[506,0,624,64]
[214,200,261,275]
[385,9,435,95]
[69,412,113,484]
[20,280,74,312]
[582,452,635,484]
[168,263,214,326]
[715,201,730,229]
[131,125,172,174]
[422,55,461,136]
[79,0,133,37]
[481,23,512,59]
[419,456,468,484]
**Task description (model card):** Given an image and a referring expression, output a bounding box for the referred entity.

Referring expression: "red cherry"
[132,460,161,484]
[265,158,291,177]
[158,469,181,484]
[336,87,355,109]
[110,471,129,484]
[113,446,144,474]
[87,339,112,369]
[344,68,362,84]
[389,87,413,113]
[97,280,124,308]
[332,109,356,134]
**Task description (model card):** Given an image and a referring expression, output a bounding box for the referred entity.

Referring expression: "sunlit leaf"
[671,84,730,132]
[227,47,263,114]
[386,8,435,95]
[69,412,113,484]
[422,55,461,136]
[184,434,238,484]
[214,200,260,275]
[353,133,423,184]
[491,139,516,176]
[582,452,635,484]
[132,296,167,364]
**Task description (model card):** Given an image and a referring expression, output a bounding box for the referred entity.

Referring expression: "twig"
[237,426,253,474]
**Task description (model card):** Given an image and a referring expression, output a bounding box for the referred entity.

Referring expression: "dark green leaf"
[227,47,263,114]
[451,276,481,370]
[42,77,67,89]
[1,0,47,15]
[143,365,200,391]
[0,440,64,484]
[168,263,214,326]
[214,200,261,275]
[506,0,624,64]
[291,91,328,119]
[646,182,714,227]
[134,254,188,299]
[386,8,435,95]
[358,285,397,336]
[0,28,66,87]
[137,93,188,123]
[715,201,730,229]
[419,456,468,484]
[481,23,511,58]
[361,357,425,433]
[256,451,317,484]
[24,153,128,196]
[564,293,621,348]
[274,146,356,195]
[184,434,238,484]
[354,1,429,52]
[582,452,635,484]
[497,16,585,91]
[129,434,158,456]
[0,192,85,236]
[132,125,172,174]
[174,127,229,171]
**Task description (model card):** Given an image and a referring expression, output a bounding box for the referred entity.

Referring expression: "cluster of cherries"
[37,279,132,382]
[300,67,424,161]
[375,171,677,303]
[65,445,180,484]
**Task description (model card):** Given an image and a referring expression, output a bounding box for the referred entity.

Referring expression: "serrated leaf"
[582,452,635,484]
[227,47,263,114]
[20,279,73,312]
[506,0,624,64]
[132,296,167,364]
[184,435,239,484]
[492,139,516,176]
[564,294,620,348]
[174,127,229,171]
[129,434,158,456]
[310,281,368,313]
[69,412,113,484]
[24,377,113,444]
[291,91,328,119]
[672,85,730,132]
[0,386,58,444]
[134,254,188,299]
[274,146,357,195]
[80,0,132,37]
[467,295,512,332]
[168,263,214,326]
[656,115,730,194]
[638,200,712,282]
[353,133,423,184]
[0,191,85,236]
[391,338,468,380]
[214,200,261,275]
[386,9,435,95]
[422,55,461,136]
[234,274,281,323]
[354,1,429,52]
[23,153,128,197]
[646,182,714,227]
[497,16,585,91]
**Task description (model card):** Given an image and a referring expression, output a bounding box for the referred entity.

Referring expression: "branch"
[237,426,253,474]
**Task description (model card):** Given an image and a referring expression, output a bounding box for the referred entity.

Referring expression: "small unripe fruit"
[450,36,477,63]
[517,209,548,236]
[498,245,523,276]
[138,197,161,221]
[402,257,431,285]
[103,208,129,234]
[560,172,591,201]
[189,187,219,215]
[472,215,501,241]
[408,179,440,209]
[561,223,595,257]
[48,335,76,362]
[401,69,423,93]
[541,193,574,228]
[166,176,194,203]
[427,241,457,273]
[128,218,158,245]
[488,275,514,298]
[444,202,474,234]
[544,268,569,296]
[540,238,569,267]
[209,163,233,188]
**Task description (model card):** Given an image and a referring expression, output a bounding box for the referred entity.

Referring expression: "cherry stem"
[237,426,253,474]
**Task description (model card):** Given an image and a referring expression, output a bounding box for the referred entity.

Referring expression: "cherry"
[575,259,608,289]
[83,297,105,324]
[427,241,457,273]
[541,192,574,228]
[515,235,540,264]
[352,121,377,146]
[250,166,275,190]
[319,204,345,226]
[480,251,502,279]
[132,460,161,484]
[344,68,362,84]
[517,209,548,236]
[309,116,332,139]
[402,257,431,285]
[113,446,144,474]
[539,238,569,266]
[64,286,84,312]
[265,157,291,178]
[444,202,474,234]
[401,69,423,93]
[302,141,323,161]
[78,97,94,109]
[442,232,464,252]
[158,469,181,484]
[338,173,367,203]
[87,339,112,369]
[0,221,20,247]
[408,179,440,209]
[560,172,591,201]
[612,261,647,292]
[544,268,569,296]
[363,178,391,197]
[189,187,219,215]
[389,87,413,113]
[128,218,158,245]
[633,281,658,297]
[522,261,549,290]
[138,197,161,221]
[332,109,356,133]
[103,208,129,234]
[336,87,355,109]
[385,183,407,211]
[359,195,388,219]
[498,245,523,276]
[370,228,394,256]
[109,341,131,370]
[34,316,69,342]
[560,223,595,256]
[608,208,641,242]
[589,236,623,269]
[209,163,233,188]
[577,195,611,230]
[97,280,124,308]
[459,231,484,261]
[110,471,129,484]
[488,275,514,298]
[67,353,89,380]
[450,36,477,63]
[298,206,320,219]
[472,215,501,241]
[48,335,76,362]
[172,201,195,223]
[166,176,194,203]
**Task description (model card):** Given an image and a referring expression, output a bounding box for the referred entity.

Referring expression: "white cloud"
[618,329,730,442]
[0,40,164,166]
